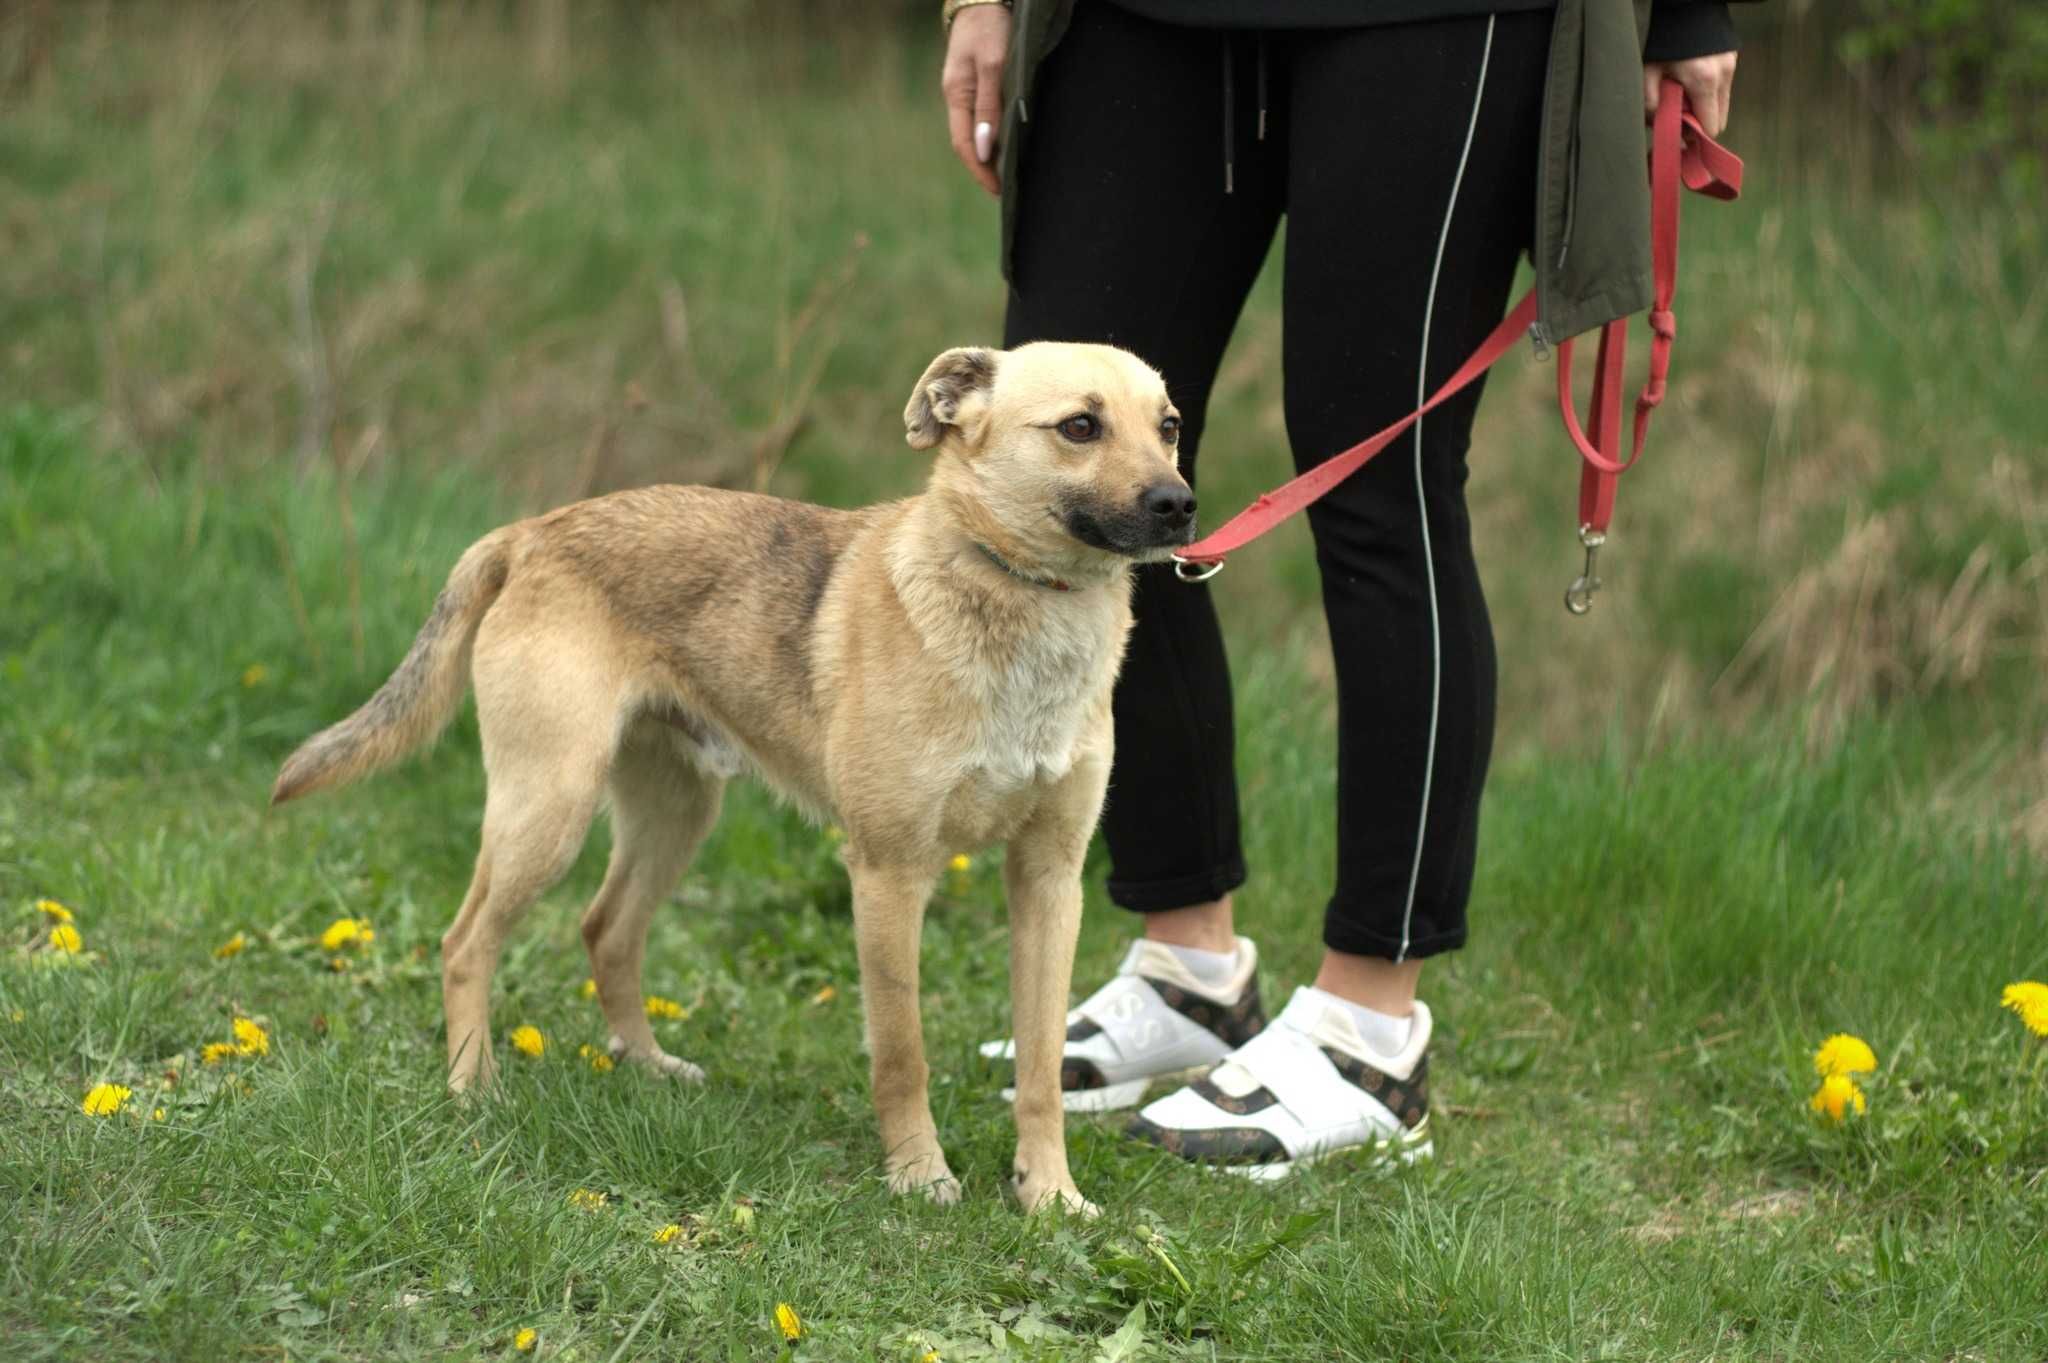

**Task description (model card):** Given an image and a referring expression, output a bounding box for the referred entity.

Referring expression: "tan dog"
[270,343,1195,1214]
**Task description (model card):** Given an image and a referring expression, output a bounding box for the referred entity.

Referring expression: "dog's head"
[905,343,1195,571]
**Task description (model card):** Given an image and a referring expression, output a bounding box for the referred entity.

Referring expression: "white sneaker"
[978,937,1267,1113]
[1125,987,1434,1178]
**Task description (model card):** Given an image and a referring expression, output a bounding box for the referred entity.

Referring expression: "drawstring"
[1222,35,1271,195]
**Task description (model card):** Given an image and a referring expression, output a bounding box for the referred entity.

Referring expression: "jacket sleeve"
[1642,2,1744,62]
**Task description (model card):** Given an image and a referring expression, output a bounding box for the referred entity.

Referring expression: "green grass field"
[3,5,2046,1360]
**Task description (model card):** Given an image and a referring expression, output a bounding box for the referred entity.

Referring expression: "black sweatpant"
[1004,3,1550,960]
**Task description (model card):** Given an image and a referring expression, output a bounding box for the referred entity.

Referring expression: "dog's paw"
[607,1035,706,1083]
[885,1153,961,1206]
[1013,1171,1098,1219]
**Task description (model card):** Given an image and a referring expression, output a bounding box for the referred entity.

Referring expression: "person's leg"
[1124,11,1552,1173]
[1281,11,1551,1013]
[1004,6,1286,940]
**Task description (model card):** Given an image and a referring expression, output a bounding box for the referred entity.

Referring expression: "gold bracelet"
[942,0,1011,30]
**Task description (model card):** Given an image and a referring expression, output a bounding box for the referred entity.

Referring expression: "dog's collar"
[972,542,1071,592]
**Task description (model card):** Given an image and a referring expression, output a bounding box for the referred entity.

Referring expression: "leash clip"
[1564,526,1605,616]
[1172,554,1225,583]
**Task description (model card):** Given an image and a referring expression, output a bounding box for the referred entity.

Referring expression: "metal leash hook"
[1172,554,1225,584]
[1564,526,1605,615]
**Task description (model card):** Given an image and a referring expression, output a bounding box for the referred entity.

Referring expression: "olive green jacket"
[999,0,1662,345]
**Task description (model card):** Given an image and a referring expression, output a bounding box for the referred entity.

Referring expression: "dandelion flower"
[6,1010,22,1023]
[654,1223,682,1245]
[568,1188,607,1212]
[82,1083,132,1117]
[644,995,686,1021]
[47,923,82,954]
[232,1017,270,1057]
[152,1108,166,1122]
[1809,1073,1866,1123]
[810,984,836,1006]
[577,1044,614,1073]
[214,932,248,959]
[201,1042,238,1065]
[510,1025,545,1058]
[774,1303,802,1340]
[35,899,75,924]
[513,1327,537,1352]
[1812,1033,1877,1079]
[948,853,971,873]
[578,978,598,1000]
[2001,981,2048,1038]
[921,1352,939,1363]
[241,664,269,689]
[320,917,374,951]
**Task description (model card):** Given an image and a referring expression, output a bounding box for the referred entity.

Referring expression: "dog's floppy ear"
[903,346,1000,450]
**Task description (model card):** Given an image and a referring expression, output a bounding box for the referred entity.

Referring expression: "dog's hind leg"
[441,646,615,1093]
[580,730,722,1082]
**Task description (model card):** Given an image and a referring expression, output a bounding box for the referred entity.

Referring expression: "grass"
[5,412,2046,1361]
[2,3,2045,1358]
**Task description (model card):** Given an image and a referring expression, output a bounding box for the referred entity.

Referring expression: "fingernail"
[974,121,995,164]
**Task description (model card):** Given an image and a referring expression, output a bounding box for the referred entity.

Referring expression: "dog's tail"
[271,527,517,806]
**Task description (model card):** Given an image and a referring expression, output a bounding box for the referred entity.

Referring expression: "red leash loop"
[1173,78,1742,616]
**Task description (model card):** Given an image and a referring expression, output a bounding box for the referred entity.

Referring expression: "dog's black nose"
[1141,484,1196,527]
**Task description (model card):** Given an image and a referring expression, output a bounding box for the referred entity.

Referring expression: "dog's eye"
[1160,416,1181,445]
[1057,414,1100,443]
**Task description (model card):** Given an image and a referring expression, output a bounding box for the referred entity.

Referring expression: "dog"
[269,343,1196,1214]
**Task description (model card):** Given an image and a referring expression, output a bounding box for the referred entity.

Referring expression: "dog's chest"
[953,607,1112,789]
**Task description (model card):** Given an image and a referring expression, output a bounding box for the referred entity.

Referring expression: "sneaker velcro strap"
[1227,1027,1358,1135]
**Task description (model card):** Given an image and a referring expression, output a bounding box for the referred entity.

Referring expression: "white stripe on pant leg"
[1397,15,1495,962]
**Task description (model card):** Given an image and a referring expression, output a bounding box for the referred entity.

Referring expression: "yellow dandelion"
[948,853,972,873]
[1809,1073,1867,1123]
[921,1352,939,1363]
[232,1017,270,1057]
[201,1042,238,1065]
[152,1108,165,1121]
[644,995,686,1021]
[653,1223,682,1245]
[510,1025,545,1058]
[82,1083,132,1117]
[578,978,598,1000]
[810,984,836,1006]
[2001,981,2048,1038]
[568,1188,608,1212]
[47,923,83,954]
[577,1044,615,1073]
[1812,1033,1877,1079]
[774,1303,802,1341]
[513,1327,537,1352]
[35,899,75,924]
[319,917,374,951]
[241,663,269,688]
[6,1010,22,1024]
[213,932,248,959]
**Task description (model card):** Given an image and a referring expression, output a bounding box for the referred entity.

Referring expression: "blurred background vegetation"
[2,0,2042,844]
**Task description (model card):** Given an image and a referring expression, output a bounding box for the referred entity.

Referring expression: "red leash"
[1171,79,1744,615]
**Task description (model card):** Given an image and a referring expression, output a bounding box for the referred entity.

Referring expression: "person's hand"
[941,4,1012,197]
[1643,51,1736,138]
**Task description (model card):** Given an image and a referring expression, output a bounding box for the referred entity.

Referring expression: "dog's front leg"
[848,856,958,1203]
[1004,800,1100,1218]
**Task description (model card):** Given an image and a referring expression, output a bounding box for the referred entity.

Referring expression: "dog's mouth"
[1054,503,1198,558]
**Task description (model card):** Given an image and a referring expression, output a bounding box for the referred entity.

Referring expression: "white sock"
[1162,940,1240,992]
[1309,986,1413,1058]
